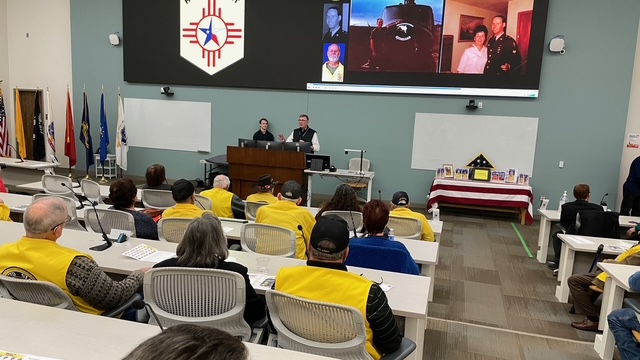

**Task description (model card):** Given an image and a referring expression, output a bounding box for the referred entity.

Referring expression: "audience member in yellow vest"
[162,179,211,219]
[123,324,249,360]
[568,243,640,332]
[245,174,278,204]
[0,198,12,222]
[200,175,246,219]
[389,191,435,241]
[0,197,146,315]
[255,180,315,259]
[275,216,402,359]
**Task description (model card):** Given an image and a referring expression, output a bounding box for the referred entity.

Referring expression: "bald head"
[24,197,68,238]
[214,175,230,189]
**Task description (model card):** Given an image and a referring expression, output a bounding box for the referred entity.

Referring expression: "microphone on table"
[298,224,308,258]
[600,193,609,206]
[133,300,164,331]
[62,182,112,251]
[378,190,382,201]
[7,143,24,162]
[60,182,93,210]
[589,244,605,273]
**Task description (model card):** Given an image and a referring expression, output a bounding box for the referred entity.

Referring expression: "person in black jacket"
[154,214,266,325]
[548,184,604,270]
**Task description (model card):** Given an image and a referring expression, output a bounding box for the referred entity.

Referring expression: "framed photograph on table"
[490,171,506,183]
[461,168,469,180]
[506,168,517,183]
[517,174,530,185]
[443,164,454,178]
[454,168,463,179]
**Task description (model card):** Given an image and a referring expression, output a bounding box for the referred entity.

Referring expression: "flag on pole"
[33,91,45,160]
[64,90,77,168]
[99,92,109,166]
[0,89,9,157]
[45,89,57,162]
[116,93,128,171]
[14,89,27,159]
[79,91,94,173]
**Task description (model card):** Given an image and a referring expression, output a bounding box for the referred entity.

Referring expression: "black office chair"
[574,211,620,239]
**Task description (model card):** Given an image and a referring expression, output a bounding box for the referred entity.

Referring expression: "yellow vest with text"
[596,244,640,284]
[276,266,382,359]
[200,188,234,218]
[246,192,278,204]
[162,203,211,219]
[255,200,315,259]
[390,207,434,241]
[0,237,102,315]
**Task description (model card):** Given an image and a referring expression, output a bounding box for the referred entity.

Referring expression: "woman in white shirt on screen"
[457,25,488,74]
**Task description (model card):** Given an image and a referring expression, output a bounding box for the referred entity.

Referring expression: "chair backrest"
[265,290,372,359]
[141,189,176,210]
[31,193,87,232]
[84,208,136,237]
[158,218,192,243]
[245,201,268,221]
[195,195,212,210]
[386,216,422,239]
[240,223,296,257]
[575,211,620,239]
[143,267,252,340]
[0,275,78,311]
[349,158,371,172]
[41,174,75,198]
[345,242,419,275]
[321,211,363,231]
[80,179,104,204]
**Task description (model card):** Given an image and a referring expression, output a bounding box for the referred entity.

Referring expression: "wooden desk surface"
[0,298,337,360]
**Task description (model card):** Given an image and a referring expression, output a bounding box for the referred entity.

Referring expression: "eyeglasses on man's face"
[50,215,72,232]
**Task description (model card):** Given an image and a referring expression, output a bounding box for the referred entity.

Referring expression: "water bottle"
[388,228,395,241]
[559,191,568,210]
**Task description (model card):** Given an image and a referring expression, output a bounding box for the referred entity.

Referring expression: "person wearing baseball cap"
[246,174,278,204]
[389,191,435,241]
[162,179,211,219]
[275,215,402,359]
[255,180,315,259]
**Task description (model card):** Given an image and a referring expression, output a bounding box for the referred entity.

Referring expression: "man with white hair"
[200,174,246,219]
[255,180,315,259]
[321,43,344,82]
[0,197,145,315]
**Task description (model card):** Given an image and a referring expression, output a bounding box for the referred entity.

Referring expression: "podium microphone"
[7,143,24,162]
[133,300,164,331]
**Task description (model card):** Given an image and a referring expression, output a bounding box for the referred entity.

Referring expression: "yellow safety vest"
[200,188,234,218]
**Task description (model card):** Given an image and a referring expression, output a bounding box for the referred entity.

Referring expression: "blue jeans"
[607,308,640,360]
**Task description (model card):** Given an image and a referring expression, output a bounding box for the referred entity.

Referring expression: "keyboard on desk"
[337,170,361,175]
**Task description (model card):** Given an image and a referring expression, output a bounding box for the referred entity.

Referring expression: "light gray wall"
[69,0,640,205]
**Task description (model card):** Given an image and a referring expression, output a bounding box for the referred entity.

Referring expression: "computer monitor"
[283,141,312,154]
[256,140,283,150]
[306,153,331,171]
[237,138,256,148]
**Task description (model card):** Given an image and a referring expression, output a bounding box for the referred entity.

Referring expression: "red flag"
[64,90,77,167]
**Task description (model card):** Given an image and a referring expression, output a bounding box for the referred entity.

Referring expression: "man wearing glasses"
[0,197,146,315]
[278,114,320,153]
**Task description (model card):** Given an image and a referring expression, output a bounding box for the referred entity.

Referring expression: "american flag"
[0,89,8,157]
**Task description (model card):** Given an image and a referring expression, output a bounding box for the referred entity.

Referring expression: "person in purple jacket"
[607,271,640,360]
[621,156,640,216]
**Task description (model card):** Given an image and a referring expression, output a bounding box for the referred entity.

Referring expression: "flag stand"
[99,163,108,183]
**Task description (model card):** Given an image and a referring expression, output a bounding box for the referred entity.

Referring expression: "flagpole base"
[99,176,108,184]
[84,175,90,179]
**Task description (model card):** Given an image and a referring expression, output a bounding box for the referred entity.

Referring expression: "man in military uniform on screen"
[484,15,521,75]
[322,6,348,43]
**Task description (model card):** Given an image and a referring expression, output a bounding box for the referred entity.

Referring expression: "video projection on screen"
[123,0,549,98]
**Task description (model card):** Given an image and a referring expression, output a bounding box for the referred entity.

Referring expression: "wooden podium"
[227,146,306,201]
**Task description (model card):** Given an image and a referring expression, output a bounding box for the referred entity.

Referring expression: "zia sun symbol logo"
[180,0,244,75]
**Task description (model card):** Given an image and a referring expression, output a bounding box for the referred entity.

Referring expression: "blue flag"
[99,92,110,166]
[79,91,94,172]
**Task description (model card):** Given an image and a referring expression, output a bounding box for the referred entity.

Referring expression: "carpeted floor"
[423,209,612,359]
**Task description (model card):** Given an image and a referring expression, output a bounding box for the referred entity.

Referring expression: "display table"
[0,157,57,186]
[427,178,534,225]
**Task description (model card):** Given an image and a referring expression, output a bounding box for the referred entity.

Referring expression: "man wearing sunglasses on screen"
[0,197,146,315]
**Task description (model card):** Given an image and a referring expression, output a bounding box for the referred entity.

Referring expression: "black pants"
[551,230,562,263]
[621,190,640,216]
